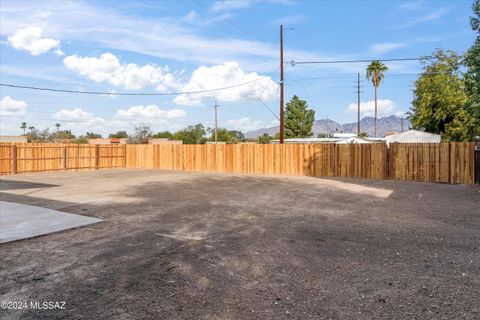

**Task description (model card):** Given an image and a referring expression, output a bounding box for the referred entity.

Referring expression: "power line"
[290,64,312,103]
[258,99,280,120]
[284,71,454,83]
[290,56,434,65]
[0,114,184,124]
[0,77,270,96]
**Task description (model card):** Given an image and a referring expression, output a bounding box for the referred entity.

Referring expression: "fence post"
[386,144,390,180]
[12,144,17,174]
[475,142,480,184]
[333,144,337,177]
[95,145,100,170]
[448,143,452,184]
[63,145,67,171]
[124,144,127,168]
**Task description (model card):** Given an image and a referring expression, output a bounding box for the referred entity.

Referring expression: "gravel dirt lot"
[1,169,479,320]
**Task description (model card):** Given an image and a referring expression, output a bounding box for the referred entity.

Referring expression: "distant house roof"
[332,133,357,138]
[271,137,372,144]
[272,138,341,144]
[384,130,441,145]
[87,138,128,144]
[0,136,27,143]
[336,137,371,144]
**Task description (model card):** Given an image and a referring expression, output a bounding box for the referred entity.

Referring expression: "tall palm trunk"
[374,85,378,137]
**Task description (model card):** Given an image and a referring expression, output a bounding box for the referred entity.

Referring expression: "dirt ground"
[0,169,479,320]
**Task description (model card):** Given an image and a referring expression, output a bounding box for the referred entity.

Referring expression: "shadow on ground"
[0,180,58,191]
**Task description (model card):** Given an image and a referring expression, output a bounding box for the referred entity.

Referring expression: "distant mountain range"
[244,115,411,139]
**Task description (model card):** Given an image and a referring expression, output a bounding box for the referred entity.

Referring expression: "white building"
[384,130,441,146]
[332,133,357,139]
[336,137,371,144]
[271,137,372,144]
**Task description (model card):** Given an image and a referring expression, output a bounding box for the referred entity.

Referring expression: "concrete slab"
[0,201,101,244]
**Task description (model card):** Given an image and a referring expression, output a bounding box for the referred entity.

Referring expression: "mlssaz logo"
[30,301,66,310]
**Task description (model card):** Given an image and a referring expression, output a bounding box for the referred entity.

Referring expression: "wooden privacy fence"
[126,142,476,184]
[0,142,476,184]
[0,143,126,175]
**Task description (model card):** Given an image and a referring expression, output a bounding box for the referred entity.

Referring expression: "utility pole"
[357,72,361,135]
[213,99,219,143]
[279,24,284,144]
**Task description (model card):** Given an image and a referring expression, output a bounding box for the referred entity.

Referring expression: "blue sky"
[0,0,476,136]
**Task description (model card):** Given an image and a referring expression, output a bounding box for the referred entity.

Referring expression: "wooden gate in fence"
[0,143,126,175]
[0,142,476,184]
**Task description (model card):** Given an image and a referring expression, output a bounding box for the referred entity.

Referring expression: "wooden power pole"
[280,24,285,144]
[213,99,219,143]
[357,72,361,135]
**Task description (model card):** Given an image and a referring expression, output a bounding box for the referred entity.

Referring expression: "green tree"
[317,133,332,138]
[284,95,315,138]
[173,123,207,144]
[152,131,173,139]
[273,132,281,140]
[20,122,27,134]
[358,131,369,138]
[366,60,389,137]
[54,130,76,140]
[128,124,153,144]
[258,133,272,144]
[55,123,61,132]
[28,128,51,142]
[71,138,89,144]
[109,131,129,139]
[84,132,102,139]
[408,49,476,141]
[463,0,480,138]
[208,128,244,144]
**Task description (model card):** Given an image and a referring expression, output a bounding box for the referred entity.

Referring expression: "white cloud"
[174,61,278,106]
[211,0,290,12]
[398,6,451,28]
[63,53,182,91]
[370,42,405,54]
[51,108,116,136]
[182,10,232,26]
[226,117,265,132]
[53,108,105,124]
[115,105,186,123]
[0,96,28,116]
[270,14,308,26]
[211,0,255,12]
[7,27,60,55]
[54,48,65,56]
[0,1,312,72]
[398,1,424,11]
[346,99,396,117]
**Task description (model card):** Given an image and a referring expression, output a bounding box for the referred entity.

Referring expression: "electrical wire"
[291,56,434,65]
[290,64,312,103]
[283,71,455,83]
[0,77,270,96]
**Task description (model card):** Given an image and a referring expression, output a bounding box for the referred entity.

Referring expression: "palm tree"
[55,123,61,132]
[20,122,27,134]
[28,126,35,133]
[366,60,388,137]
